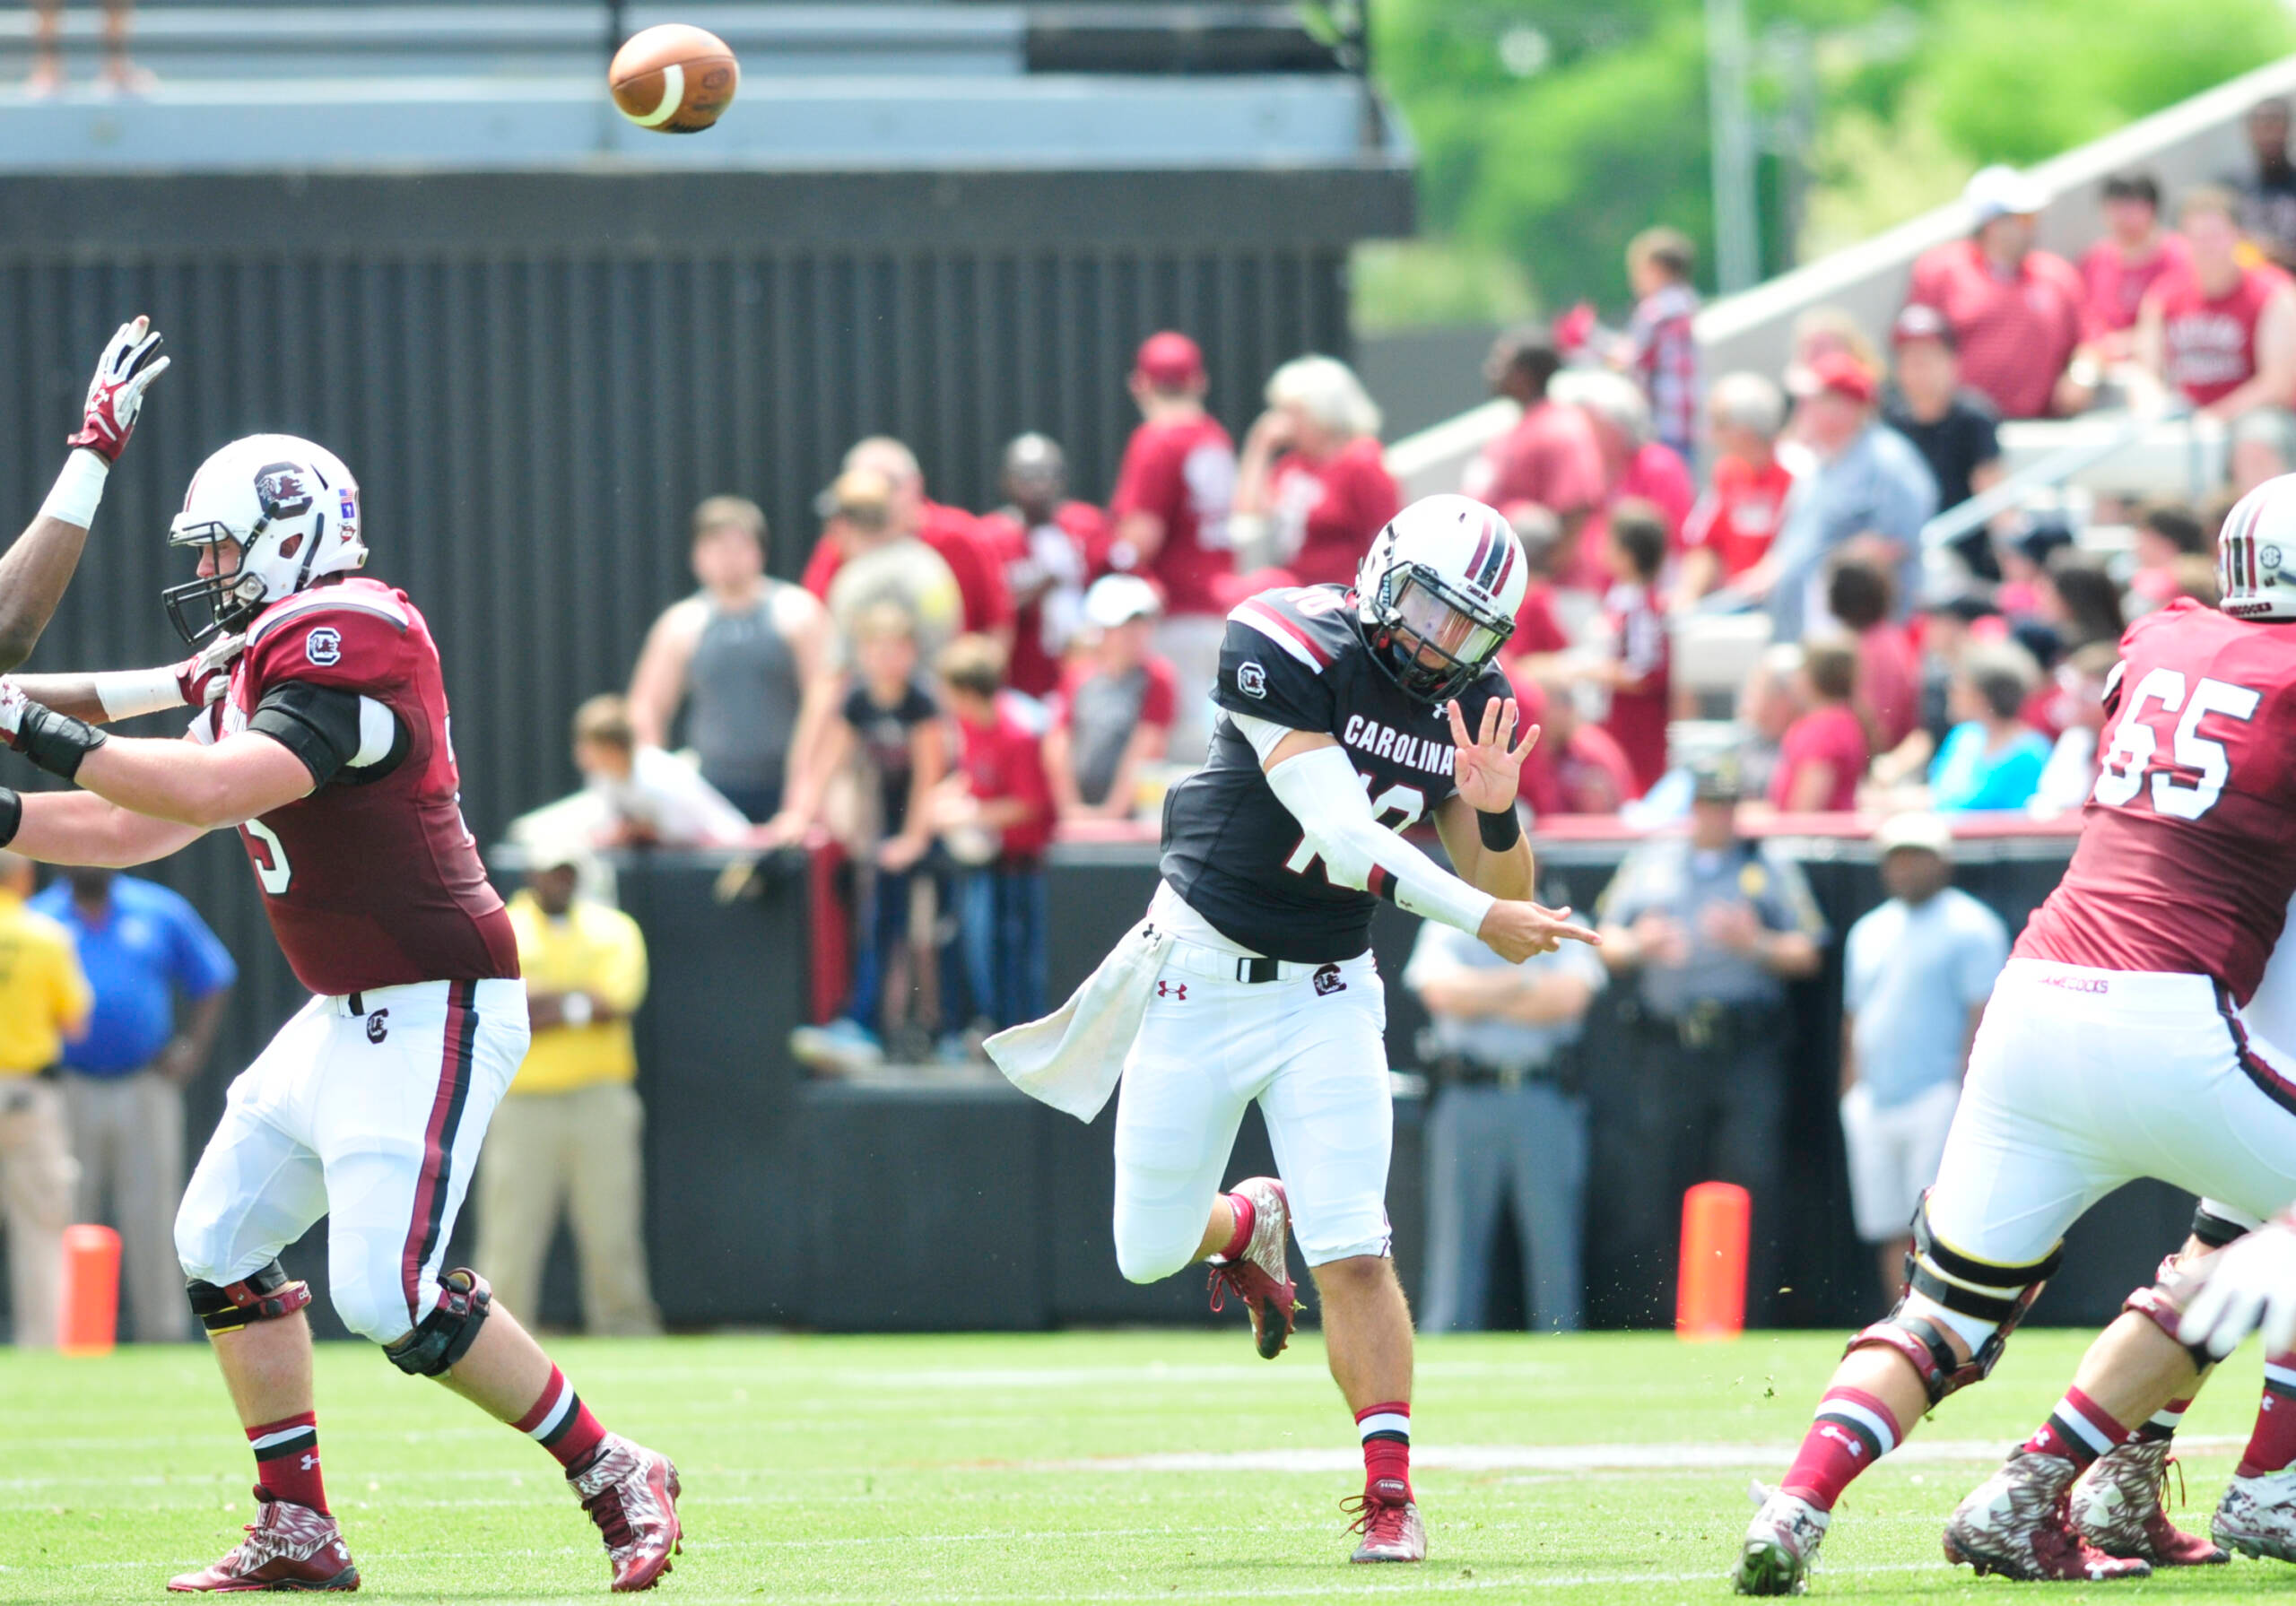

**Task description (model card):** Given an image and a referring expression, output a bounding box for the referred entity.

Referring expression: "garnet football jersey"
[2018,598,2296,1003]
[1159,584,1506,963]
[196,577,519,996]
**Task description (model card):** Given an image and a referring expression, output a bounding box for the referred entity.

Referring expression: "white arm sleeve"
[1261,741,1498,937]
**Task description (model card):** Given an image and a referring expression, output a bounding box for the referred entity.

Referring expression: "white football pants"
[1112,946,1391,1278]
[1924,959,2296,1269]
[176,977,527,1345]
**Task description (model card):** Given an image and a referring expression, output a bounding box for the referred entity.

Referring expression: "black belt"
[1425,1053,1565,1090]
[1630,999,1784,1054]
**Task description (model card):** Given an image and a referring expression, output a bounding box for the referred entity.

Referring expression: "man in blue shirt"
[1839,812,2008,1302]
[32,867,234,1342]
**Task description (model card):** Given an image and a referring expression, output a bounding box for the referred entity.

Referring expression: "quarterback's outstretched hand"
[1477,897,1600,963]
[2179,1213,2296,1359]
[1446,695,1536,813]
[68,316,169,463]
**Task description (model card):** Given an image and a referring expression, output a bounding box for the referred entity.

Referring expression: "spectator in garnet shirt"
[1044,576,1176,822]
[2136,186,2296,424]
[1513,672,1637,819]
[1674,372,1792,610]
[2080,171,2189,364]
[1556,369,1695,562]
[1230,354,1397,591]
[1586,502,1671,797]
[1769,636,1868,813]
[1905,165,2089,420]
[1498,503,1573,675]
[1827,554,1920,752]
[1108,331,1237,759]
[973,433,1107,700]
[801,437,1014,644]
[1463,326,1607,576]
[931,634,1053,1031]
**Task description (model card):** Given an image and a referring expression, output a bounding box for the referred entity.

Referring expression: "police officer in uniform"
[1594,753,1825,1324]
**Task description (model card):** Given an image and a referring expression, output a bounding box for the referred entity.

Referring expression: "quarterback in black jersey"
[1097,494,1596,1564]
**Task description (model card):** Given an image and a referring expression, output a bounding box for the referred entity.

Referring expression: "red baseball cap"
[1134,331,1205,389]
[1890,302,1955,350]
[1786,351,1877,406]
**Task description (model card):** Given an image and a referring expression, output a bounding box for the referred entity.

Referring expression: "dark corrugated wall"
[0,166,1407,1081]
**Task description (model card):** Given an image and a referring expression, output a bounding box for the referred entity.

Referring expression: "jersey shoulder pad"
[243,586,413,690]
[1225,585,1357,673]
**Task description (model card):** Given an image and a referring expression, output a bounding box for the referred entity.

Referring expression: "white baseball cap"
[1964,164,2047,225]
[1084,573,1162,629]
[1875,811,1954,860]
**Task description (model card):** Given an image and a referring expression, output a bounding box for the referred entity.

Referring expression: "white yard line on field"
[1027,1434,2248,1474]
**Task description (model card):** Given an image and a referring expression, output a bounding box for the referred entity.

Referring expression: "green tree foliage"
[1369,0,2295,322]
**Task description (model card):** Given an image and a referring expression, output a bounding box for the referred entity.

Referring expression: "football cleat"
[570,1434,683,1593]
[1733,1480,1829,1595]
[2071,1437,2227,1566]
[166,1487,359,1593]
[1943,1451,2152,1582]
[1344,1478,1427,1563]
[1205,1176,1301,1360]
[2213,1466,2296,1562]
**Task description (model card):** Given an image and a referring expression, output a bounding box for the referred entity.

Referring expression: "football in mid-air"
[610,24,739,134]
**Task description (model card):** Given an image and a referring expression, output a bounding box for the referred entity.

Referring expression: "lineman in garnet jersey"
[0,435,681,1595]
[993,494,1599,1566]
[1735,476,2296,1595]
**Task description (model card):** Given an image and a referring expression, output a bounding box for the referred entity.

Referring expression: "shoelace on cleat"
[586,1486,638,1554]
[1341,1491,1412,1542]
[1206,1263,1253,1315]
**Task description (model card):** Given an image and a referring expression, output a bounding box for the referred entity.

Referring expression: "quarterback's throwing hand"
[1446,695,1536,814]
[2179,1214,2296,1359]
[1477,897,1600,963]
[69,316,170,463]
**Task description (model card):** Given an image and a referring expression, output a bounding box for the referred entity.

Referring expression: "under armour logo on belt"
[1313,963,1346,996]
[1156,980,1187,1001]
[365,1009,389,1044]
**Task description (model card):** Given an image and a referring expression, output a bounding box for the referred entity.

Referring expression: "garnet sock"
[248,1411,328,1514]
[1357,1402,1411,1497]
[1781,1388,1901,1510]
[2024,1386,2129,1470]
[2137,1398,2192,1444]
[1216,1193,1256,1262]
[514,1365,609,1471]
[2239,1354,2296,1477]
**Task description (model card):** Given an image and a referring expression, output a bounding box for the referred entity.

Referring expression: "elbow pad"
[1263,743,1496,936]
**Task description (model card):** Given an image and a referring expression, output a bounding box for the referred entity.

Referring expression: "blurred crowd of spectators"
[504,100,2296,1072]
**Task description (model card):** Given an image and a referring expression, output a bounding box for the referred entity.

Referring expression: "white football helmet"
[1353,493,1527,703]
[2220,474,2296,622]
[163,433,367,645]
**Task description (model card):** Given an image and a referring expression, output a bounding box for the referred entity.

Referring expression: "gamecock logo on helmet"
[254,463,313,518]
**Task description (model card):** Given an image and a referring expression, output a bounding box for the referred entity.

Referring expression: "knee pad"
[1115,1234,1198,1287]
[1846,1199,2059,1406]
[2126,1243,2228,1370]
[383,1268,492,1377]
[186,1261,313,1336]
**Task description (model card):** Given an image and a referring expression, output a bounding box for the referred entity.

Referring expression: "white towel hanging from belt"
[985,916,1172,1123]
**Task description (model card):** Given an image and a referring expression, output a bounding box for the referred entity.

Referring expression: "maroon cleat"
[167,1488,359,1593]
[1205,1176,1301,1359]
[1344,1477,1428,1563]
[2072,1438,2229,1567]
[571,1434,683,1592]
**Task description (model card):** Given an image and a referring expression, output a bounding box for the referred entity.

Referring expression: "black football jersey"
[1159,584,1507,962]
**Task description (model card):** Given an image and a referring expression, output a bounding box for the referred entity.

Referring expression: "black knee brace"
[383,1267,492,1377]
[187,1261,313,1335]
[1845,1197,2060,1405]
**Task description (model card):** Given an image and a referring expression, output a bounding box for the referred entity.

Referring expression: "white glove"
[2179,1216,2296,1359]
[68,317,169,463]
[0,678,26,743]
[175,631,245,708]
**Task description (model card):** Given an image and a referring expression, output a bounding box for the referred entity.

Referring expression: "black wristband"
[0,786,19,848]
[1477,804,1523,851]
[14,703,107,782]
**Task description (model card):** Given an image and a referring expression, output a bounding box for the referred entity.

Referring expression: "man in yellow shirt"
[475,846,660,1335]
[0,850,93,1347]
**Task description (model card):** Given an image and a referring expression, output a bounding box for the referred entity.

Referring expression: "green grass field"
[6,1328,2295,1603]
